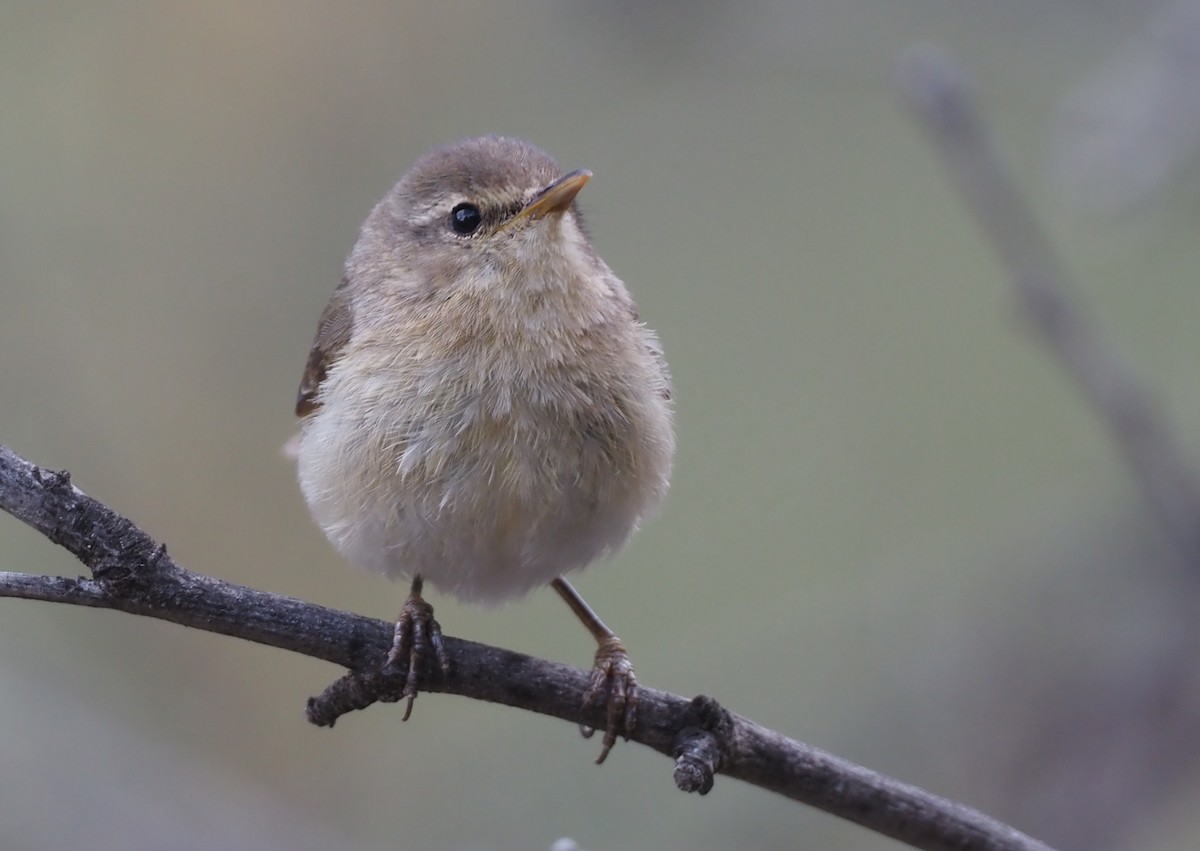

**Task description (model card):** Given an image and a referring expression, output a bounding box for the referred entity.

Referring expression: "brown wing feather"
[295,278,354,417]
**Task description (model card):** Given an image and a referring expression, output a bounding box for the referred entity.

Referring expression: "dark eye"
[449,203,483,235]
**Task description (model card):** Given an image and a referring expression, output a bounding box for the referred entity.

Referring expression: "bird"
[292,135,674,762]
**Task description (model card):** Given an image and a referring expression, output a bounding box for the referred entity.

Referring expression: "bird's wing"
[295,276,354,417]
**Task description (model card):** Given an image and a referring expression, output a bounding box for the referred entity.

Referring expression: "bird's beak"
[509,169,591,225]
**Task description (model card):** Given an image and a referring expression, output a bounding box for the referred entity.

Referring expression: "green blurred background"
[4,3,1200,849]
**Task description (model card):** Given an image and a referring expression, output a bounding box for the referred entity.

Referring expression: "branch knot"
[672,694,733,795]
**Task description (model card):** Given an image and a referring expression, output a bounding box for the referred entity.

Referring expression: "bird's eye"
[449,203,483,235]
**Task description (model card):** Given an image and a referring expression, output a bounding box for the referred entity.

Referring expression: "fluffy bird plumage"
[295,136,674,603]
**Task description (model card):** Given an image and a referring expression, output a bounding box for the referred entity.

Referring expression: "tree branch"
[0,443,1051,851]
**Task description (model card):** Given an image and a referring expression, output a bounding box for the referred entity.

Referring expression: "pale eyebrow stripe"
[408,194,469,227]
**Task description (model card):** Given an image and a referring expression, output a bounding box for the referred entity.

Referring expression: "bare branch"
[0,443,1052,851]
[896,45,1200,563]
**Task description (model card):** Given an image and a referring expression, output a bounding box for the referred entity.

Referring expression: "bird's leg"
[383,575,451,721]
[551,577,637,764]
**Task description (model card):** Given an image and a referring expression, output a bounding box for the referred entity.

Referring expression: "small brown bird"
[293,136,674,761]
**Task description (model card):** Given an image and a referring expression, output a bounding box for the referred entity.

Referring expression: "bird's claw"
[580,635,638,764]
[382,589,451,721]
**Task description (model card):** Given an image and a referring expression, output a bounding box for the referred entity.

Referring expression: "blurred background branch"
[899,46,1200,562]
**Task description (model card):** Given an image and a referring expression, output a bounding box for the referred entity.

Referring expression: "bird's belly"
[297,390,658,604]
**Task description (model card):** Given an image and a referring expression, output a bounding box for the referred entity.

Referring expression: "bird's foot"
[580,635,638,764]
[382,583,451,721]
